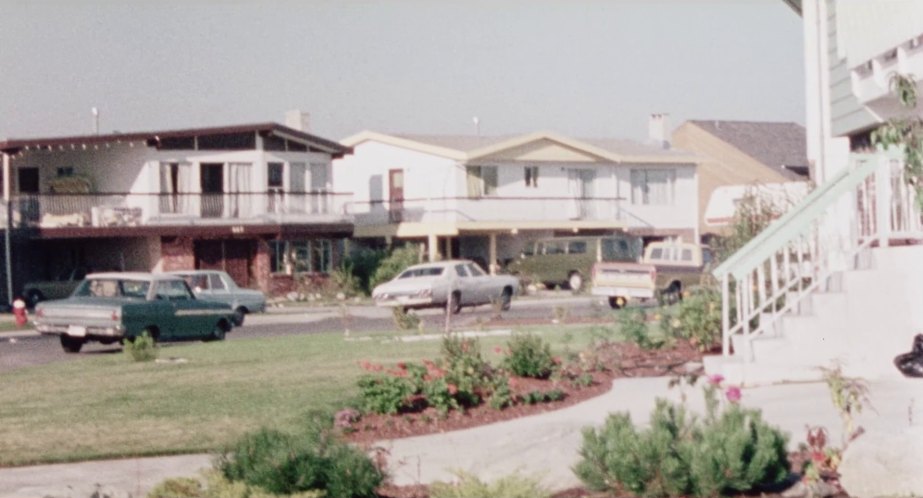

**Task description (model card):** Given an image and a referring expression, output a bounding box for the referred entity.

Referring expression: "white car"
[372,260,519,314]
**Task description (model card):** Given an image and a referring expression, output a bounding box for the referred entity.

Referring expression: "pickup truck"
[590,242,713,309]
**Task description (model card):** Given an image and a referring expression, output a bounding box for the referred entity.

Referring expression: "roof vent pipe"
[648,113,670,149]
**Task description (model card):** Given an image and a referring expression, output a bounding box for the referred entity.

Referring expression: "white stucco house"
[0,121,353,301]
[334,129,701,271]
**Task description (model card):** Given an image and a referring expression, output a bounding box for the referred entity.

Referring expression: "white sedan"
[372,260,519,314]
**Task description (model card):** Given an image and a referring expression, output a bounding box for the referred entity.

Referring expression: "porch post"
[3,152,11,306]
[876,157,892,248]
[721,274,730,356]
[427,233,438,262]
[444,236,452,259]
[488,233,498,275]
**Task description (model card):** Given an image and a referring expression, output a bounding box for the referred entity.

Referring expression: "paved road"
[0,294,611,374]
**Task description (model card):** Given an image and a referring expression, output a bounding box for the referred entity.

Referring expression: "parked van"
[507,234,643,291]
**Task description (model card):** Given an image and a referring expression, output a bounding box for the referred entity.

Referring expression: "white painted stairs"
[704,245,923,385]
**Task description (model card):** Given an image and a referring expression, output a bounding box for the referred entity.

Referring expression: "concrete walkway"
[1,376,919,497]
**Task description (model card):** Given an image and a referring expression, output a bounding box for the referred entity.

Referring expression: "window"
[466,166,498,197]
[155,280,192,301]
[269,239,335,274]
[543,241,565,255]
[466,263,485,276]
[268,163,284,189]
[568,241,587,254]
[208,273,226,291]
[454,264,469,277]
[524,166,538,187]
[630,169,676,205]
[681,248,693,261]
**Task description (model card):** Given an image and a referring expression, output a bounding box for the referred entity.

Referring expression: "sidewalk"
[2,376,918,497]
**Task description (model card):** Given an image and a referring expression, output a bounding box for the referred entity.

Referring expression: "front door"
[18,167,40,224]
[388,169,404,223]
[569,169,595,219]
[200,163,224,218]
[194,240,252,287]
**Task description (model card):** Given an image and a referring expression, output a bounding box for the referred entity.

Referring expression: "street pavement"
[1,376,919,497]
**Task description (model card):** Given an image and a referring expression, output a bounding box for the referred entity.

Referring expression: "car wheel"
[608,296,625,309]
[232,307,246,326]
[209,323,227,341]
[26,290,44,308]
[568,272,583,292]
[500,287,513,311]
[663,282,682,305]
[60,335,84,353]
[450,291,462,315]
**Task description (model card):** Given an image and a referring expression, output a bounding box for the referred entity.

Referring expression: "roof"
[0,122,351,158]
[688,120,808,180]
[341,130,700,165]
[86,272,183,281]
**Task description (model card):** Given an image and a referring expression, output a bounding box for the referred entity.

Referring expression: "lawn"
[0,324,618,466]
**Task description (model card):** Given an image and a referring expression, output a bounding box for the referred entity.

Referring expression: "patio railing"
[0,191,354,229]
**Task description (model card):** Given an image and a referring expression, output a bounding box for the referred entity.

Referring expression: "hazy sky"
[0,0,804,142]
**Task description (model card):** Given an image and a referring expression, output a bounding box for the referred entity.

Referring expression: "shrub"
[124,331,158,362]
[441,336,492,406]
[369,246,421,290]
[217,420,384,498]
[392,306,421,331]
[488,376,512,410]
[148,470,324,498]
[422,376,460,415]
[575,386,789,498]
[342,247,386,295]
[674,287,723,352]
[356,374,414,415]
[503,333,556,378]
[429,470,551,498]
[619,308,664,350]
[330,262,363,298]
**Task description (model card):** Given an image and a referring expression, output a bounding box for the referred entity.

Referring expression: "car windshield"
[73,279,150,299]
[398,267,444,278]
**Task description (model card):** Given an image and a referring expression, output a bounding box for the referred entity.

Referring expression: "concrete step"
[703,354,824,387]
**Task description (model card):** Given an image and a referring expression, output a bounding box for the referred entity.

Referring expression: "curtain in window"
[159,162,193,214]
[646,170,674,205]
[289,162,306,213]
[466,166,483,197]
[309,163,328,213]
[228,163,252,217]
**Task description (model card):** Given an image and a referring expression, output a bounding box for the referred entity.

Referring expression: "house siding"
[826,0,878,137]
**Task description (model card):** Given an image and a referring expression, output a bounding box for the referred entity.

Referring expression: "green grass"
[0,324,613,466]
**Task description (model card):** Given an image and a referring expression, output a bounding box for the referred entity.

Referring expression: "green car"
[33,272,236,353]
[507,234,643,291]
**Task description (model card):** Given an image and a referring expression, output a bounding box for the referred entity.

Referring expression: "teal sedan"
[33,272,236,353]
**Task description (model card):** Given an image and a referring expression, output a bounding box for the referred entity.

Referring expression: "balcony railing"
[345,196,633,225]
[0,191,353,229]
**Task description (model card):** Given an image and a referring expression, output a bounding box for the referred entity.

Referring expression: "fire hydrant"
[12,298,27,327]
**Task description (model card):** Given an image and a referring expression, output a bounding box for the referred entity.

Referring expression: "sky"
[0,0,805,143]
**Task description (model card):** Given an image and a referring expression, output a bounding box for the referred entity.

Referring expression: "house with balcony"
[0,122,353,302]
[334,129,700,271]
[671,120,811,241]
[705,0,923,384]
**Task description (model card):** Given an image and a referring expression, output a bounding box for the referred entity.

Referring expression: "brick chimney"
[648,113,670,149]
[285,110,311,132]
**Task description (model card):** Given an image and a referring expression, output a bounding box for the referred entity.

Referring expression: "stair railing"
[712,151,913,362]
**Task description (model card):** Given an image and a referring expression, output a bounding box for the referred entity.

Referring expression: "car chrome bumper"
[34,322,126,338]
[590,287,655,300]
[373,297,435,308]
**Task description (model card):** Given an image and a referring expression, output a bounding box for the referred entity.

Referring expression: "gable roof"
[0,122,351,158]
[688,120,808,179]
[341,130,699,164]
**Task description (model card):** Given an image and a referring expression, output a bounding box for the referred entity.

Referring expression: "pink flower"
[447,383,458,395]
[494,346,504,354]
[708,374,725,385]
[725,386,742,403]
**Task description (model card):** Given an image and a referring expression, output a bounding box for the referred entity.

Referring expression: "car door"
[464,262,493,304]
[452,263,476,305]
[202,272,233,308]
[155,280,210,339]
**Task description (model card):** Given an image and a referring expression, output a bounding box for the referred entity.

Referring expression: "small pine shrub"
[148,470,324,498]
[429,470,551,498]
[356,374,414,414]
[575,390,790,498]
[217,422,383,498]
[503,333,556,379]
[124,331,158,362]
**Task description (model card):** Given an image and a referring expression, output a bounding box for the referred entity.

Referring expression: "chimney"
[285,110,311,132]
[648,113,670,149]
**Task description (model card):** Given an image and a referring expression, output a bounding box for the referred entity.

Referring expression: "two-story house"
[0,122,352,302]
[334,130,700,271]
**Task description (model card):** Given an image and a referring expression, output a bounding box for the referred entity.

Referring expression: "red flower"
[708,374,725,385]
[725,386,742,403]
[494,346,504,354]
[397,362,407,370]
